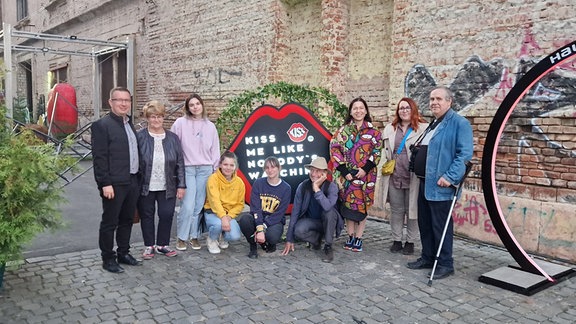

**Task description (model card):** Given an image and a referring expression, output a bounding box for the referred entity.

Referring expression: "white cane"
[428,161,473,286]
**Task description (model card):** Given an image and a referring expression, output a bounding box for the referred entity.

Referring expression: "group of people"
[92,85,473,280]
[92,88,221,273]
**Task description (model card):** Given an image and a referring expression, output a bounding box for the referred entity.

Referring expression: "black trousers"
[238,213,284,246]
[137,191,176,247]
[99,175,139,260]
[417,180,454,270]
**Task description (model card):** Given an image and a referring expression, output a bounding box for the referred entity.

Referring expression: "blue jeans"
[204,211,242,241]
[177,165,212,240]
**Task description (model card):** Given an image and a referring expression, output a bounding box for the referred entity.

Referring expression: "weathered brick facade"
[2,0,575,262]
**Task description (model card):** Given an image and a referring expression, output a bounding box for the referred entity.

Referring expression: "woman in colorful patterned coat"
[330,97,383,252]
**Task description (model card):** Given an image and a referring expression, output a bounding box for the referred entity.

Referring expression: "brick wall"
[346,0,393,123]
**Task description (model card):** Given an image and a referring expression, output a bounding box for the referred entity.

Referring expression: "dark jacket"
[286,179,343,243]
[91,112,137,188]
[137,129,186,199]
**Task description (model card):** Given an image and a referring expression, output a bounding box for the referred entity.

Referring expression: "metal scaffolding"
[0,22,135,120]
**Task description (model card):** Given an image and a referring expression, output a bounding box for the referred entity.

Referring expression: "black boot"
[402,242,414,255]
[322,244,334,263]
[265,244,277,253]
[310,237,322,250]
[389,241,403,253]
[248,243,258,259]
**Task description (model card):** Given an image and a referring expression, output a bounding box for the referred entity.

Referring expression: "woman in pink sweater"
[170,94,220,251]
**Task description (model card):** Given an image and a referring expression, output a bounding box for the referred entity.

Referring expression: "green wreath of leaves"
[216,81,347,149]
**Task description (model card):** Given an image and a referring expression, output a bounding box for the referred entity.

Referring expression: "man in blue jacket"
[91,87,142,273]
[281,157,343,263]
[406,86,473,279]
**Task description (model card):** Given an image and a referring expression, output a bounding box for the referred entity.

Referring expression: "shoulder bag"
[381,128,412,176]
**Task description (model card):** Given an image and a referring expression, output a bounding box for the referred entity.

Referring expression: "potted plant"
[0,105,74,290]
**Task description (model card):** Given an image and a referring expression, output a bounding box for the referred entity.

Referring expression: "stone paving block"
[69,297,91,307]
[149,305,169,317]
[553,316,575,324]
[25,315,50,324]
[167,309,190,320]
[45,318,76,324]
[134,319,156,324]
[61,312,86,322]
[491,313,520,323]
[117,315,137,323]
[99,318,118,324]
[134,311,155,321]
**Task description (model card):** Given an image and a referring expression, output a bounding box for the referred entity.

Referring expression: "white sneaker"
[218,234,229,249]
[206,236,221,254]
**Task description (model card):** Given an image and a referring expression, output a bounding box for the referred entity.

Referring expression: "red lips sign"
[287,123,309,142]
[228,103,332,211]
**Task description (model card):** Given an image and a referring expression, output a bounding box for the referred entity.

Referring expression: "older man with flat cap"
[281,156,343,262]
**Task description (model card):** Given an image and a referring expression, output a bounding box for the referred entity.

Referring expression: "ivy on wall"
[216,81,348,149]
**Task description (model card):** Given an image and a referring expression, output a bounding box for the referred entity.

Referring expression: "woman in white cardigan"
[380,98,428,255]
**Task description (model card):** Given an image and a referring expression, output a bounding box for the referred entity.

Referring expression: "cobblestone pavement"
[1,219,575,324]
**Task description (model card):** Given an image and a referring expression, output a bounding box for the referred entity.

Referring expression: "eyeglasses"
[110,98,132,104]
[148,115,164,119]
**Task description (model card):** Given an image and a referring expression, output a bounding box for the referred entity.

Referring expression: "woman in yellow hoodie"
[203,150,246,254]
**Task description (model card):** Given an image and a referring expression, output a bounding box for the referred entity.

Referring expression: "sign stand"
[479,260,575,296]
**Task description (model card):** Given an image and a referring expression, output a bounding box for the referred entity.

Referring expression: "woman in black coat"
[137,100,186,259]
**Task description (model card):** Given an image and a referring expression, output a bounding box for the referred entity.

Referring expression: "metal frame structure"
[0,22,135,120]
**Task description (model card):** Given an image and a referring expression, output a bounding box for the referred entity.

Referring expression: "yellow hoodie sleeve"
[227,178,246,218]
[205,174,227,218]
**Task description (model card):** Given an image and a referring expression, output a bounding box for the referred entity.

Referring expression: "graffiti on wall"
[405,55,503,114]
[405,26,576,116]
[453,193,562,242]
[191,67,243,100]
[404,26,576,159]
[193,67,243,86]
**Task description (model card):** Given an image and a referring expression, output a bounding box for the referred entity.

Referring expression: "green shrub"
[0,105,75,264]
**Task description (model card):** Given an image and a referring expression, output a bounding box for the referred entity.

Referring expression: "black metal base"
[478,260,576,296]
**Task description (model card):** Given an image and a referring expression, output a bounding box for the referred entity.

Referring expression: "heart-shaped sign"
[228,103,333,212]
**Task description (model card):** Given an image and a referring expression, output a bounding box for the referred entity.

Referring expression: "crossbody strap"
[395,128,413,155]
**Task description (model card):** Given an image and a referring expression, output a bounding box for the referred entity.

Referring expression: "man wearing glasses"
[91,87,142,273]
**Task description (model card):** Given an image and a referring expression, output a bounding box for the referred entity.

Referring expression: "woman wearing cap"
[203,150,245,254]
[137,100,186,260]
[281,156,343,263]
[381,98,428,255]
[330,97,383,252]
